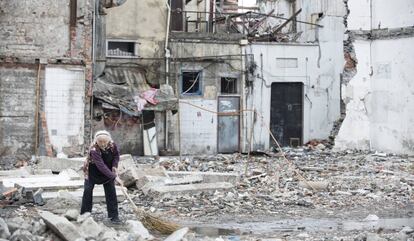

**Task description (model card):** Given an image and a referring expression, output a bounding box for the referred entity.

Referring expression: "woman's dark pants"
[80,179,119,220]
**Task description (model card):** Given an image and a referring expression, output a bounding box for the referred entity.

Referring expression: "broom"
[118,182,180,234]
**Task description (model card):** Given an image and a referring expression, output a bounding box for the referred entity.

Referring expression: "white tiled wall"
[45,67,85,153]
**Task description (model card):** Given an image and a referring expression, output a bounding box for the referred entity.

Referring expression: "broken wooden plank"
[271,8,302,34]
[2,188,18,198]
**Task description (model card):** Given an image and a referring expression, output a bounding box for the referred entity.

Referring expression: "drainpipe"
[164,0,172,151]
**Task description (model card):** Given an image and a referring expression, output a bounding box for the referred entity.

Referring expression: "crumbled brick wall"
[0,65,38,169]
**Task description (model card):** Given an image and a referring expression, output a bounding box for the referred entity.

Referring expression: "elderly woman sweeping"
[81,130,124,224]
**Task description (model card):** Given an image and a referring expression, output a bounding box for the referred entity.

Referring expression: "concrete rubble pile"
[0,148,413,240]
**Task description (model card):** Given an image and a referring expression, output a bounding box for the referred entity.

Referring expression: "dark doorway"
[171,0,184,31]
[270,82,303,147]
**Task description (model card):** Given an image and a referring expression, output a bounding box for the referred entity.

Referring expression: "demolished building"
[335,0,414,155]
[1,0,413,165]
[0,0,95,167]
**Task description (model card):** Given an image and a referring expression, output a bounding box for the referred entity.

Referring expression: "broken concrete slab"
[136,175,167,189]
[143,182,234,196]
[42,186,126,202]
[164,227,189,241]
[0,175,75,189]
[64,209,79,221]
[0,218,10,239]
[166,171,240,184]
[165,175,203,186]
[36,156,84,173]
[0,167,31,177]
[58,169,81,180]
[125,220,153,240]
[79,217,103,239]
[39,211,85,241]
[15,180,84,192]
[137,175,203,189]
[298,181,329,191]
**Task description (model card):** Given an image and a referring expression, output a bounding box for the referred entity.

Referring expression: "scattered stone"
[0,218,10,239]
[166,171,240,184]
[118,231,140,241]
[79,217,103,239]
[31,219,47,235]
[9,229,34,241]
[39,211,85,241]
[164,227,190,241]
[364,214,380,222]
[366,233,387,241]
[7,217,30,233]
[100,230,118,241]
[77,212,91,223]
[400,226,414,234]
[125,220,153,240]
[298,181,329,191]
[144,182,234,196]
[64,209,80,221]
[33,188,45,205]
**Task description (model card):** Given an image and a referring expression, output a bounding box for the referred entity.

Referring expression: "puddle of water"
[190,217,414,236]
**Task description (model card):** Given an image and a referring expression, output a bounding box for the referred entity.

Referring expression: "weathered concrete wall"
[0,0,93,166]
[92,108,144,156]
[0,65,37,168]
[169,40,243,155]
[0,0,92,60]
[247,43,341,149]
[335,0,414,154]
[106,0,167,59]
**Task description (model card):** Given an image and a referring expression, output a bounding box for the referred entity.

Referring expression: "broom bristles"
[131,205,179,234]
[120,183,180,234]
[140,213,180,234]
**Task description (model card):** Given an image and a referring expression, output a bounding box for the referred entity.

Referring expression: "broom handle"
[118,182,142,215]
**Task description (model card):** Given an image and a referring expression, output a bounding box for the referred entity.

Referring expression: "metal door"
[270,82,303,147]
[218,96,240,153]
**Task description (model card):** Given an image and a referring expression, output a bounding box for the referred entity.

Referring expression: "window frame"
[180,70,203,96]
[106,39,139,59]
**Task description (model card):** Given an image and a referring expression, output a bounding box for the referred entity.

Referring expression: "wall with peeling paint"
[0,0,93,167]
[169,40,243,155]
[0,0,92,61]
[0,66,37,166]
[106,0,167,59]
[247,0,344,150]
[247,42,341,149]
[335,0,414,154]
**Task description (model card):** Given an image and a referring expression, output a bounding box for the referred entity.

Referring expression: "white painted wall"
[335,0,414,154]
[45,67,85,154]
[336,37,414,154]
[247,43,341,150]
[179,99,217,155]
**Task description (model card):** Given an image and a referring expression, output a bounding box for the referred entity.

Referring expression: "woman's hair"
[92,130,113,147]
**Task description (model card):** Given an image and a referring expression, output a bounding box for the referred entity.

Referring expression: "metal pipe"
[164,0,172,151]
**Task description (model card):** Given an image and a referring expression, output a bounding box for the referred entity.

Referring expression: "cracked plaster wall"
[335,0,414,154]
[247,0,344,150]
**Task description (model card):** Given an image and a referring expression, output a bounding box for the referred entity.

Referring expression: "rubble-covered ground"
[0,147,413,241]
